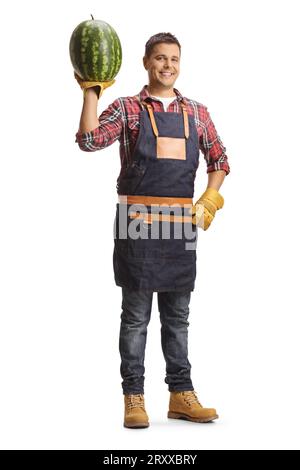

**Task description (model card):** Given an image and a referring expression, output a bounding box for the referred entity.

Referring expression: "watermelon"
[69,15,122,82]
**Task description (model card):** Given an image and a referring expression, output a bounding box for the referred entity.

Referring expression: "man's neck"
[147,84,176,98]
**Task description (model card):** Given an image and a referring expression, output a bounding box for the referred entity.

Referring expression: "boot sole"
[124,422,149,428]
[168,411,219,423]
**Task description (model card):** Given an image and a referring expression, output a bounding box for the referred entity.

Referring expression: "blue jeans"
[119,287,194,395]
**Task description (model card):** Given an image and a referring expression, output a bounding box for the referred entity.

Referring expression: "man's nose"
[164,59,173,68]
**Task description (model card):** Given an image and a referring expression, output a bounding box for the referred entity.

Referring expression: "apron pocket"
[157,136,186,160]
[116,162,147,194]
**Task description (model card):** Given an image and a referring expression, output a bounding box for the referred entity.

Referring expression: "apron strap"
[180,102,190,139]
[145,103,159,137]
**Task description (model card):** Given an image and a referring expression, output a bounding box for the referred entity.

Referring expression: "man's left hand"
[189,188,224,230]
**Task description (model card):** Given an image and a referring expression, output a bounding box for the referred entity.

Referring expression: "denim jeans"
[119,287,194,395]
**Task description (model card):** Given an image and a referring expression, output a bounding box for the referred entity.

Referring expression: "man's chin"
[158,80,176,88]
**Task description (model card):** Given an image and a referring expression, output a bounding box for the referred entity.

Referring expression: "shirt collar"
[138,84,184,103]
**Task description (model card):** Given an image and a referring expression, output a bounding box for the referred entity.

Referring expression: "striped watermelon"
[69,16,122,82]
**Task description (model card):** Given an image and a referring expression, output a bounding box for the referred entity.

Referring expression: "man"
[75,32,230,428]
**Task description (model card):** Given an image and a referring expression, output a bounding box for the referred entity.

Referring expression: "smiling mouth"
[160,72,175,78]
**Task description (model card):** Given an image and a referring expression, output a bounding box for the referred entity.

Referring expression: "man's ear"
[143,56,148,70]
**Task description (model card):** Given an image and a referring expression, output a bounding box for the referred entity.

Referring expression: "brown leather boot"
[168,391,218,423]
[124,394,149,428]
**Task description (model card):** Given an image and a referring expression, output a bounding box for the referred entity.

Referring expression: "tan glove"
[74,72,115,99]
[189,187,224,231]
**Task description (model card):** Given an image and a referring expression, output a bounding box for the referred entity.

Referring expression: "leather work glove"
[189,187,224,231]
[74,71,115,99]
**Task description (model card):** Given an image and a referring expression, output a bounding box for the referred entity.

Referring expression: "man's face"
[143,42,180,89]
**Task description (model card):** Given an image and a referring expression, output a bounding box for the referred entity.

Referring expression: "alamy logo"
[113,202,198,251]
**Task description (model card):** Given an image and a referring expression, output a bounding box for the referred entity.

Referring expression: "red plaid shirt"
[75,84,230,176]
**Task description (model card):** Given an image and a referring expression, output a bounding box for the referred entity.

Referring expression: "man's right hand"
[74,72,115,99]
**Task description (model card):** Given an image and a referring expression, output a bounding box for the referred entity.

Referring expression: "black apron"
[113,95,200,292]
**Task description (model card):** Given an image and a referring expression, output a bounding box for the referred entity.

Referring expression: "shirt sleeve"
[75,97,123,152]
[200,106,230,175]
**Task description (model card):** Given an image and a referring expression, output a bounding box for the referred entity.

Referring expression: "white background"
[0,0,300,451]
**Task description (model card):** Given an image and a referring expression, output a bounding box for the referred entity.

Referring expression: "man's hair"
[144,32,181,58]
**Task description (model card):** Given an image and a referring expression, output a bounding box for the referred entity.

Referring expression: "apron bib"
[113,95,200,292]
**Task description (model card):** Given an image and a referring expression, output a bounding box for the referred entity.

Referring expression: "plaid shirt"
[75,84,230,176]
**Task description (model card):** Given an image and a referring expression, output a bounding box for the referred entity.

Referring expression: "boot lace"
[126,394,145,410]
[183,391,203,407]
